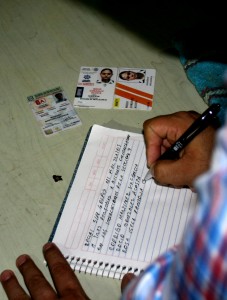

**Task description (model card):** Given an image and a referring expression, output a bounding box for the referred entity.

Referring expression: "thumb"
[121,273,136,293]
[152,157,196,188]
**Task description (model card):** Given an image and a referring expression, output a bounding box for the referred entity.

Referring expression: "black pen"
[144,103,221,181]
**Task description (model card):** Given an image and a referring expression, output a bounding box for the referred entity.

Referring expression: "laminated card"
[74,67,156,110]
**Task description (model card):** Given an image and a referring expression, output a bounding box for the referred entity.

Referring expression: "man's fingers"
[121,272,136,293]
[43,242,90,299]
[143,111,199,167]
[0,269,30,300]
[16,254,57,299]
[1,243,91,300]
[153,158,194,187]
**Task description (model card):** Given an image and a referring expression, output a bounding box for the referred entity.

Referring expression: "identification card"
[74,67,156,111]
[27,87,82,136]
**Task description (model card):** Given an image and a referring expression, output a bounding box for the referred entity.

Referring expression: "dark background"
[79,0,226,62]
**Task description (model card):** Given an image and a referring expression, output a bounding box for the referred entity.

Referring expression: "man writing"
[2,106,226,299]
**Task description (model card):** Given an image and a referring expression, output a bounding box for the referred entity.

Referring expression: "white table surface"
[0,1,207,299]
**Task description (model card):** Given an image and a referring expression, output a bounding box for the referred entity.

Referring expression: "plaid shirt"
[121,121,227,300]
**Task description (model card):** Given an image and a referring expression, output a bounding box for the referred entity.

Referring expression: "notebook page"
[50,124,197,279]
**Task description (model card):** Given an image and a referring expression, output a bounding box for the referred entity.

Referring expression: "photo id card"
[27,87,82,137]
[74,66,156,111]
[74,67,118,109]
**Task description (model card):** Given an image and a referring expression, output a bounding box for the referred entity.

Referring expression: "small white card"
[27,87,82,137]
[74,67,156,110]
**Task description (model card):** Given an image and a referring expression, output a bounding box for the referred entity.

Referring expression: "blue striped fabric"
[173,37,227,126]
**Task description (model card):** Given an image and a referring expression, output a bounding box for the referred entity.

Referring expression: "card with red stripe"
[74,67,156,111]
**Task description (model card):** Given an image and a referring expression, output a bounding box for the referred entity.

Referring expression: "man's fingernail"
[43,242,55,252]
[0,270,14,282]
[16,255,30,267]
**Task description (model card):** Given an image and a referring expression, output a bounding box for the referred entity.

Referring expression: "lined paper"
[50,125,197,279]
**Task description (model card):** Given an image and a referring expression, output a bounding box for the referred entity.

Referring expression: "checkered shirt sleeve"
[121,120,227,300]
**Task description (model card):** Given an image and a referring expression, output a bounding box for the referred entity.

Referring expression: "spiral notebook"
[49,124,197,279]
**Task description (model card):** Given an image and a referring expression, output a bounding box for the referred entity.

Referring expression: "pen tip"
[144,172,153,182]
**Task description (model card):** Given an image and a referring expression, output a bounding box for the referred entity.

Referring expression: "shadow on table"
[75,0,227,61]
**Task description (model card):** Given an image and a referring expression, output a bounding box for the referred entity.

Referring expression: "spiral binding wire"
[65,256,142,280]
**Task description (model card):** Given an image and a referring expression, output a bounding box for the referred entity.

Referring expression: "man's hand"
[143,110,216,188]
[0,242,90,300]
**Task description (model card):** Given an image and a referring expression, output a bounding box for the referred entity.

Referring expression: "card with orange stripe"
[74,67,156,110]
